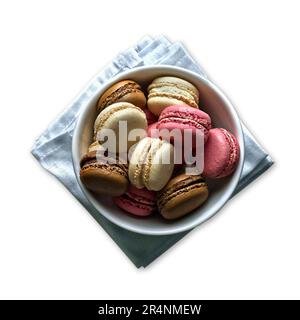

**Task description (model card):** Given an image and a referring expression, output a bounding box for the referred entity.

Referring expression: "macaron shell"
[128,137,175,191]
[127,186,156,204]
[146,125,185,168]
[80,165,129,196]
[113,196,154,216]
[94,102,146,133]
[94,102,147,153]
[159,105,211,123]
[158,105,211,142]
[80,151,129,196]
[148,122,164,139]
[147,77,200,116]
[160,184,208,220]
[157,121,207,145]
[155,106,210,166]
[144,140,175,191]
[203,128,240,178]
[116,91,146,109]
[113,185,156,217]
[217,129,240,177]
[98,80,135,105]
[97,80,146,111]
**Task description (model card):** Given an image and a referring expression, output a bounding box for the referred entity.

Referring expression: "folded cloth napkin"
[31,35,273,268]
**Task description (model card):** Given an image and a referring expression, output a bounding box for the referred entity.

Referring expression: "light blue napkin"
[31,36,273,268]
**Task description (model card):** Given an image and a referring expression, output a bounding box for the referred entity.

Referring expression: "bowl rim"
[72,65,245,235]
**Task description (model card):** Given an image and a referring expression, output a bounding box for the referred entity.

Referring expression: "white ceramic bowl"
[72,65,244,235]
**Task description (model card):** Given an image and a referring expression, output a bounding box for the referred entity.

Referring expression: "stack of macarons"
[79,76,240,220]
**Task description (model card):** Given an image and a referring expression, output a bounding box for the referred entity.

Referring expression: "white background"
[0,0,299,299]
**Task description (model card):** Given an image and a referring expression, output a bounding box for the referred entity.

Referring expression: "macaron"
[97,80,146,112]
[94,102,147,154]
[113,186,156,217]
[147,122,159,138]
[157,105,212,143]
[147,76,199,116]
[202,128,240,178]
[80,151,129,196]
[157,173,209,220]
[129,137,175,191]
[146,122,185,168]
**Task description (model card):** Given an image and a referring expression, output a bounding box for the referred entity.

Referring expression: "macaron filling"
[80,151,128,177]
[80,162,127,177]
[142,139,163,189]
[157,175,206,210]
[159,116,210,131]
[148,80,199,103]
[131,138,152,187]
[119,197,153,210]
[148,86,198,104]
[113,196,155,216]
[148,92,198,109]
[122,192,155,207]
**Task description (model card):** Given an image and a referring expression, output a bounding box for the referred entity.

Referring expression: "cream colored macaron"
[147,76,199,116]
[129,137,175,191]
[94,102,147,154]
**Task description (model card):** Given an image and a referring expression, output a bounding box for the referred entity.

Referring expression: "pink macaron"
[113,185,157,217]
[147,122,159,138]
[147,122,185,169]
[202,128,240,178]
[157,105,212,144]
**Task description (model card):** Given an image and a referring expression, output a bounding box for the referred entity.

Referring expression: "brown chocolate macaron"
[80,151,129,196]
[97,80,146,112]
[157,173,209,220]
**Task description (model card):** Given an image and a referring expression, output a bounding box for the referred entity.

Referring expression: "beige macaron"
[129,137,175,191]
[147,76,199,116]
[94,102,147,154]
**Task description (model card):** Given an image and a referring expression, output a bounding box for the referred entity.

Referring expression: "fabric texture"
[31,36,273,268]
